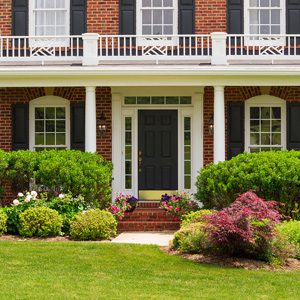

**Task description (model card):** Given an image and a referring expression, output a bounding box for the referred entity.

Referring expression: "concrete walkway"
[112,232,174,246]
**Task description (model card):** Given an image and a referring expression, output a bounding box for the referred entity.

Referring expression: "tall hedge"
[2,150,112,208]
[195,151,300,218]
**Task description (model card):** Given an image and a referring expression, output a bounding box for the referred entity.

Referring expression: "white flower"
[18,192,24,197]
[30,191,38,200]
[13,199,20,206]
[58,194,65,199]
[25,195,32,203]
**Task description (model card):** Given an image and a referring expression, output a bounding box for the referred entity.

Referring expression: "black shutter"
[12,0,28,36]
[119,0,136,34]
[287,102,300,150]
[227,0,243,34]
[287,0,300,34]
[71,102,85,151]
[70,0,86,35]
[227,102,244,159]
[12,104,29,150]
[179,0,195,34]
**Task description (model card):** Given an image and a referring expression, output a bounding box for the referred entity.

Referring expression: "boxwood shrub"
[18,207,63,237]
[70,209,117,240]
[4,150,112,208]
[195,151,300,217]
[0,209,8,236]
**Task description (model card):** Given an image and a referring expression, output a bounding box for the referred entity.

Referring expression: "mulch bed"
[161,247,300,271]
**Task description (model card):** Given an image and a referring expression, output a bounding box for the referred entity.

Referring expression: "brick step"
[117,221,180,232]
[123,208,175,221]
[138,202,160,208]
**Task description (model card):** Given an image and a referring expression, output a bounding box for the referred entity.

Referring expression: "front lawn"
[0,242,299,299]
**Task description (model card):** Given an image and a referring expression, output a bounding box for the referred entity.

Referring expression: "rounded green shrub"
[172,223,209,253]
[0,209,8,236]
[70,209,117,240]
[195,151,300,217]
[18,207,63,237]
[277,220,300,258]
[180,210,213,228]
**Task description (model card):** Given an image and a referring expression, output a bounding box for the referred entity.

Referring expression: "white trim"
[111,87,203,197]
[245,95,286,152]
[244,0,285,46]
[29,95,70,151]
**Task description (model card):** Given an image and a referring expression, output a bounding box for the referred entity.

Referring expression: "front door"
[138,110,178,193]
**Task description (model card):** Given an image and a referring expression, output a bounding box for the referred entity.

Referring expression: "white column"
[211,32,227,65]
[214,86,225,163]
[111,93,122,196]
[85,86,97,152]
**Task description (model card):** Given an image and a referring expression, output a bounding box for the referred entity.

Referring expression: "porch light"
[208,114,214,136]
[98,112,107,137]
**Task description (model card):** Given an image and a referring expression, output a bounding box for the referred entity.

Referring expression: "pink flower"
[175,207,180,212]
[161,201,166,205]
[122,201,127,205]
[174,217,179,222]
[167,206,171,211]
[171,196,176,201]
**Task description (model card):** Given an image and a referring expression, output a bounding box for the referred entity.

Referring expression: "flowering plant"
[160,192,198,221]
[109,193,138,220]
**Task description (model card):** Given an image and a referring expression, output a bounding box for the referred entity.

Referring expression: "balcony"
[0,33,300,66]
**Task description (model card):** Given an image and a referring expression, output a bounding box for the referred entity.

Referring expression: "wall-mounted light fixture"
[98,112,107,137]
[208,114,214,136]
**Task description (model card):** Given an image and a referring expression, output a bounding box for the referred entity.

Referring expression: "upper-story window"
[245,0,285,36]
[137,0,178,36]
[29,0,70,37]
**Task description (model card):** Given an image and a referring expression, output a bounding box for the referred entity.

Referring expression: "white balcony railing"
[0,33,300,66]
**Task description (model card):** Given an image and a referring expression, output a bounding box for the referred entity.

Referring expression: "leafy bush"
[172,223,209,253]
[195,151,300,217]
[277,220,300,258]
[3,150,112,208]
[18,207,62,237]
[0,209,8,235]
[160,192,199,221]
[70,209,117,240]
[180,210,213,228]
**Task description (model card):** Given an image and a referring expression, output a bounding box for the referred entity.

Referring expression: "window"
[137,0,177,36]
[124,117,133,189]
[124,96,192,105]
[245,96,286,153]
[184,117,191,189]
[30,96,70,151]
[245,0,285,45]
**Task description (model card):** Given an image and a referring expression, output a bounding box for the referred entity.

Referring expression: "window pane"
[184,176,191,189]
[142,10,151,24]
[56,107,65,119]
[250,107,259,119]
[137,97,151,104]
[153,10,163,24]
[250,25,260,34]
[250,10,259,25]
[260,10,269,24]
[250,120,259,132]
[163,0,173,7]
[152,97,165,104]
[125,132,132,145]
[180,96,192,104]
[125,118,132,130]
[46,133,55,145]
[153,0,162,6]
[272,133,281,145]
[271,10,280,24]
[271,107,281,119]
[261,107,270,119]
[250,133,259,145]
[164,10,173,24]
[35,120,44,132]
[166,96,179,104]
[184,146,191,160]
[184,132,191,146]
[56,120,65,132]
[35,133,44,145]
[143,0,151,6]
[260,25,270,34]
[261,120,270,132]
[46,120,55,132]
[164,26,173,34]
[46,107,55,119]
[184,118,191,131]
[124,97,136,105]
[125,161,132,175]
[125,176,132,189]
[271,0,280,6]
[142,26,152,34]
[260,0,269,7]
[272,120,281,132]
[271,26,280,34]
[261,133,271,145]
[56,133,65,145]
[153,25,163,34]
[125,146,132,160]
[35,107,44,119]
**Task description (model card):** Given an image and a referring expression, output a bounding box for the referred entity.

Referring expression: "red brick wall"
[0,0,11,36]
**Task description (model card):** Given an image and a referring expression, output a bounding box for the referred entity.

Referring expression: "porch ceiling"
[1,65,300,87]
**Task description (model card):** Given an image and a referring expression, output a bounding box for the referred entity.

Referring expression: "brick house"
[0,0,300,204]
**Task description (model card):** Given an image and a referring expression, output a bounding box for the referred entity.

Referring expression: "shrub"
[46,193,93,234]
[18,207,62,237]
[172,223,209,253]
[204,191,286,262]
[160,192,199,221]
[277,220,300,258]
[0,209,8,235]
[70,209,117,240]
[195,151,300,217]
[180,210,214,228]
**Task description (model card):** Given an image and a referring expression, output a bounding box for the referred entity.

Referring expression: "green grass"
[0,241,299,300]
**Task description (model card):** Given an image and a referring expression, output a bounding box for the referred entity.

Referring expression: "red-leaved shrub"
[204,191,282,260]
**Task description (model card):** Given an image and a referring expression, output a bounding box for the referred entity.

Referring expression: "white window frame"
[136,0,178,46]
[29,0,70,47]
[29,96,70,151]
[244,0,285,46]
[245,95,286,152]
